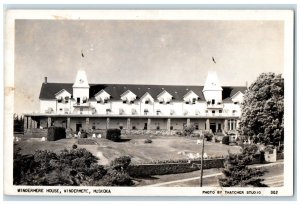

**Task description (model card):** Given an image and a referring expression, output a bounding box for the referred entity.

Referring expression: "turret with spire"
[202,71,223,103]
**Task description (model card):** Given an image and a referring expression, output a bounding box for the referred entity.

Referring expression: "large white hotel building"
[23,70,246,134]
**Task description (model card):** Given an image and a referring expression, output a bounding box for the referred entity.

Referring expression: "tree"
[219,144,267,187]
[13,114,24,133]
[239,73,284,146]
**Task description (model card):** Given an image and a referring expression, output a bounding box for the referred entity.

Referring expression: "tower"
[72,70,90,104]
[202,71,223,103]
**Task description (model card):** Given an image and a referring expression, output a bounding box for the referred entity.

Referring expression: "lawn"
[14,135,242,165]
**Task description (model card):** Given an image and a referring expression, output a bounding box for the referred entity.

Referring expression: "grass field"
[14,135,242,165]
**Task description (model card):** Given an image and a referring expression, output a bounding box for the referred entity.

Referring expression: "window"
[156,126,160,130]
[83,98,87,103]
[234,102,238,104]
[104,99,108,103]
[92,125,96,129]
[59,108,63,111]
[212,110,215,115]
[159,101,163,104]
[170,126,173,130]
[195,124,199,130]
[219,110,222,113]
[97,100,101,104]
[166,101,170,104]
[57,97,62,103]
[77,98,80,104]
[130,101,134,104]
[132,126,136,130]
[123,100,127,104]
[212,99,215,104]
[65,97,69,103]
[145,100,149,104]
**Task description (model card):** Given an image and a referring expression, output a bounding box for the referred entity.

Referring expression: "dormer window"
[57,97,62,103]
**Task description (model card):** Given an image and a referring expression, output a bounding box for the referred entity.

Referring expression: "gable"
[140,92,154,102]
[54,89,71,99]
[120,90,137,101]
[94,89,110,101]
[183,90,199,102]
[157,90,173,102]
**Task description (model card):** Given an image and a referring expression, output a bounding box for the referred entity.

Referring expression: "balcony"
[206,103,224,109]
[73,102,91,107]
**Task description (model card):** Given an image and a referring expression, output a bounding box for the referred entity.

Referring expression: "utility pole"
[200,133,205,187]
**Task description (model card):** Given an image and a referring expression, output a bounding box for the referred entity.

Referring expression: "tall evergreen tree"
[239,73,284,145]
[219,145,267,187]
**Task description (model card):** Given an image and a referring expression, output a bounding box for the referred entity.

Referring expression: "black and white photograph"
[3,9,294,196]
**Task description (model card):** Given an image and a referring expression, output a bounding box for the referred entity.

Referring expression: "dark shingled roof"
[39,83,247,101]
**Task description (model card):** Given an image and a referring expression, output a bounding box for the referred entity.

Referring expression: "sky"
[14,20,284,114]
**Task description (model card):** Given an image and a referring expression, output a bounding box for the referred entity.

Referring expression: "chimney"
[44,77,47,84]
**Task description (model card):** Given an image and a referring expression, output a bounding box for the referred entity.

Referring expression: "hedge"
[106,129,121,142]
[47,127,66,141]
[222,136,230,145]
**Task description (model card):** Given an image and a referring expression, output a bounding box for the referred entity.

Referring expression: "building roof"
[39,82,247,101]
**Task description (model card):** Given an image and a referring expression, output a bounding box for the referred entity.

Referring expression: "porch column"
[229,120,232,130]
[224,119,228,131]
[24,116,28,133]
[206,119,210,131]
[106,117,110,130]
[47,117,52,128]
[187,118,191,127]
[147,118,151,130]
[127,118,131,130]
[28,116,32,130]
[167,118,171,131]
[233,120,236,130]
[86,117,89,130]
[67,117,70,129]
[236,120,240,130]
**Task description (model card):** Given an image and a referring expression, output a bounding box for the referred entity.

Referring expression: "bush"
[47,127,66,141]
[182,125,195,136]
[13,148,133,186]
[110,156,131,171]
[190,133,200,138]
[144,139,152,143]
[222,136,230,145]
[106,129,121,142]
[204,133,213,141]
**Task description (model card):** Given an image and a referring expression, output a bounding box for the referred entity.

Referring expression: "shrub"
[222,136,230,145]
[204,133,213,141]
[13,147,133,186]
[190,133,200,138]
[47,127,66,141]
[144,139,152,143]
[110,156,131,171]
[106,129,121,142]
[182,125,195,136]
